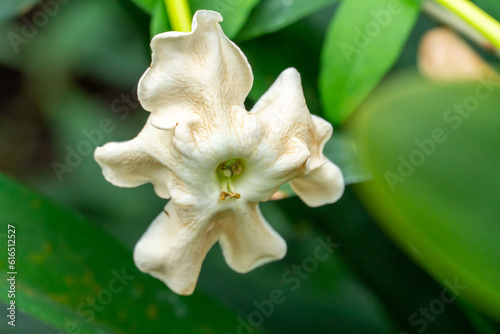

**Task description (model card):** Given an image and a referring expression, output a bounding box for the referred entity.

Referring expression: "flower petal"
[133,201,221,295]
[218,203,287,273]
[94,136,170,199]
[251,68,307,127]
[290,160,344,207]
[251,67,331,172]
[239,137,310,202]
[138,10,253,129]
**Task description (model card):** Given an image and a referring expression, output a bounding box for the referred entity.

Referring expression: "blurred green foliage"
[0,0,499,333]
[320,0,421,124]
[351,73,500,321]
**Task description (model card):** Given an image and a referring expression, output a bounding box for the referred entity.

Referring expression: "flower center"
[216,159,244,200]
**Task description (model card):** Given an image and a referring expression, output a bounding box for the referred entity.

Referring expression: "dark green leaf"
[239,0,338,40]
[279,189,483,333]
[150,0,170,37]
[129,0,157,13]
[0,173,253,333]
[189,0,261,38]
[324,131,371,185]
[320,0,421,124]
[351,72,500,321]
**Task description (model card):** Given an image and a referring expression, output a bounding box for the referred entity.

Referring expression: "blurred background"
[1,0,500,333]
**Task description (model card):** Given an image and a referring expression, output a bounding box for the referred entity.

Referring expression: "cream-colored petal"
[218,203,287,273]
[290,160,344,207]
[238,137,310,202]
[251,67,308,127]
[94,137,170,199]
[138,10,253,129]
[133,201,220,295]
[251,68,332,172]
[310,114,333,170]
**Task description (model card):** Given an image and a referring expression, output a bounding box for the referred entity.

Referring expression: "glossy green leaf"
[239,0,338,40]
[320,0,421,124]
[302,189,483,333]
[0,173,254,333]
[189,0,261,38]
[150,0,170,37]
[351,72,500,321]
[129,0,157,13]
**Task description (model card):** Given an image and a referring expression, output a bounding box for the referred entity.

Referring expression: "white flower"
[94,10,344,295]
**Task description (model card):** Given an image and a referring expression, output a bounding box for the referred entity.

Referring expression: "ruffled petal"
[94,136,170,199]
[251,68,331,172]
[133,201,220,295]
[138,10,253,129]
[251,68,308,128]
[218,203,287,273]
[238,137,310,202]
[290,160,344,207]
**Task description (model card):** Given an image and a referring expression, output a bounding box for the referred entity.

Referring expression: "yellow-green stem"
[164,0,192,32]
[434,0,500,49]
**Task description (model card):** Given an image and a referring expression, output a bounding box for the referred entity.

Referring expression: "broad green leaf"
[320,0,421,124]
[0,173,254,333]
[239,0,338,40]
[0,0,41,21]
[150,0,170,37]
[129,0,157,13]
[300,189,484,333]
[351,72,500,321]
[189,0,261,38]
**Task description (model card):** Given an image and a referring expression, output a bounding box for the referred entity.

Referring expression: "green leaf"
[351,72,500,321]
[239,0,338,40]
[319,0,421,124]
[324,131,371,185]
[129,0,157,13]
[0,0,41,21]
[0,173,253,333]
[150,0,170,37]
[307,189,484,333]
[189,0,261,38]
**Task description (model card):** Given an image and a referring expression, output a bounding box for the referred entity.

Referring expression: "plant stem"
[434,0,500,50]
[164,0,192,32]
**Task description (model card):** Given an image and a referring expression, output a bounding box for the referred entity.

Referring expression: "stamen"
[216,158,244,201]
[219,191,241,200]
